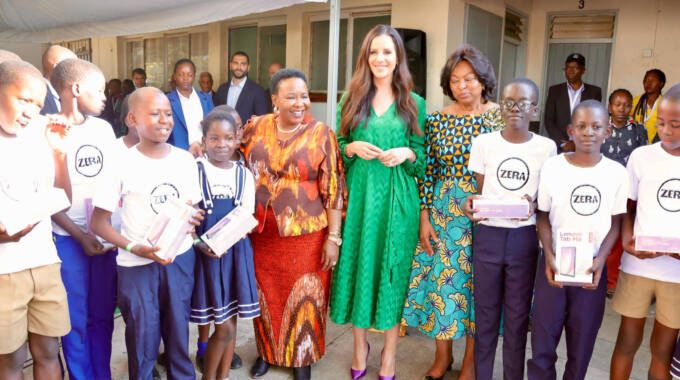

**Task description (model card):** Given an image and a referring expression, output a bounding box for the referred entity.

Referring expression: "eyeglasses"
[501,100,536,112]
[450,76,479,87]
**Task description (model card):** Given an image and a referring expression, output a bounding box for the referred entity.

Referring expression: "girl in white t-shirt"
[190,110,259,380]
[610,85,680,380]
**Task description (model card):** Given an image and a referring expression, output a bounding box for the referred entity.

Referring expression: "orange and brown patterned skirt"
[251,209,331,368]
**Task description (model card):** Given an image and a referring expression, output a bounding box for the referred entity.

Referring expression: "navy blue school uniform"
[467,131,556,380]
[527,154,628,380]
[191,159,260,324]
[94,145,202,380]
[51,116,118,380]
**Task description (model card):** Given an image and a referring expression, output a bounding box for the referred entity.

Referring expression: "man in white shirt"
[214,51,268,124]
[167,58,214,155]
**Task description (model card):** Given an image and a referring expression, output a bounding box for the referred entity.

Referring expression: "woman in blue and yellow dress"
[401,44,502,380]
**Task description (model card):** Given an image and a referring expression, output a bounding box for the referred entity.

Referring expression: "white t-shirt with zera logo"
[468,131,556,228]
[537,154,628,255]
[621,143,680,283]
[94,145,201,267]
[52,116,116,236]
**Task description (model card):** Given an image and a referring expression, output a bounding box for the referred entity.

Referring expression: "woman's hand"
[189,142,204,158]
[130,244,169,265]
[544,252,563,288]
[321,238,339,271]
[419,210,438,255]
[623,235,662,259]
[378,147,414,167]
[346,141,383,160]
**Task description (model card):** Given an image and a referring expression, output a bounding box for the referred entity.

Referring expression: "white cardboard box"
[201,206,257,257]
[0,187,70,236]
[554,230,596,285]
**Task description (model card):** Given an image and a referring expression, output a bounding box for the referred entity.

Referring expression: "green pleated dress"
[329,93,426,330]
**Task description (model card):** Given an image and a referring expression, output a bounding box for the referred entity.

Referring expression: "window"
[125,32,209,91]
[57,39,92,62]
[309,13,391,94]
[228,25,286,89]
[465,5,503,87]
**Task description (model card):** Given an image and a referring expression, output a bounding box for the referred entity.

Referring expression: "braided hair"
[632,69,666,122]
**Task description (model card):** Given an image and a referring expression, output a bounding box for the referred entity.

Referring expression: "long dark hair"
[632,68,666,121]
[339,24,421,137]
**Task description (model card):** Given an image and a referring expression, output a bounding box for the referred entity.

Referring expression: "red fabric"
[250,209,331,367]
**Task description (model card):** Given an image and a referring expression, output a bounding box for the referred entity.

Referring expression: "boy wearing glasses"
[462,78,556,379]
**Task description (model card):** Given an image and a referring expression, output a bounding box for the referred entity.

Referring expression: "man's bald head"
[42,45,77,78]
[0,49,21,64]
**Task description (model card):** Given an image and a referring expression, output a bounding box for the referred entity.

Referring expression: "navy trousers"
[55,234,117,380]
[527,254,607,380]
[473,224,539,380]
[117,248,196,380]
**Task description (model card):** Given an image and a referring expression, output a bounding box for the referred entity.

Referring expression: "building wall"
[526,0,680,99]
[52,0,680,121]
[1,41,47,69]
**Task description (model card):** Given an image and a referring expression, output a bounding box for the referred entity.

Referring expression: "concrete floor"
[24,298,655,380]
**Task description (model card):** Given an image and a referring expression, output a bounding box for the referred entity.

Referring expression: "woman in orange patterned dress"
[241,68,346,380]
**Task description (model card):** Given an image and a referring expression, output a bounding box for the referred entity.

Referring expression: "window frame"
[120,25,210,91]
[306,6,391,102]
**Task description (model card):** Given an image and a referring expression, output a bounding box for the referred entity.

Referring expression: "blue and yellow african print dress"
[401,108,502,340]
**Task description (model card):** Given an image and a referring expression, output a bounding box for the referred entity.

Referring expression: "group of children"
[461,77,680,379]
[0,52,258,380]
[1,48,679,380]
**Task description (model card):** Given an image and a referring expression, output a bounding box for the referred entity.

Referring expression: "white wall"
[0,41,47,69]
[526,0,680,99]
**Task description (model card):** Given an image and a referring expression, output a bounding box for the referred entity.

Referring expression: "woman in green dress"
[329,24,426,380]
[401,44,502,380]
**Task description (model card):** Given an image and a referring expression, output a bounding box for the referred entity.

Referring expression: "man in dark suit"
[214,51,268,123]
[543,53,602,150]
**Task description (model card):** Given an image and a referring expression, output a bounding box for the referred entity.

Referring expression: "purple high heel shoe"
[378,349,395,380]
[350,342,371,380]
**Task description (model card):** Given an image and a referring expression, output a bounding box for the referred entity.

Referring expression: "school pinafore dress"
[190,160,260,324]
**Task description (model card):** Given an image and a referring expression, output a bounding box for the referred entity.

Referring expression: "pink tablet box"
[635,235,680,255]
[473,198,530,219]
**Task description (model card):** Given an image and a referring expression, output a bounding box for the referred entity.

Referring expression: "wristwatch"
[327,232,343,246]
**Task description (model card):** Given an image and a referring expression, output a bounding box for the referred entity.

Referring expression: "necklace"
[277,121,302,134]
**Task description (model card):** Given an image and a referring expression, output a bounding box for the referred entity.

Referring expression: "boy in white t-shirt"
[48,58,119,380]
[610,84,680,380]
[90,87,204,379]
[463,78,556,380]
[527,100,628,380]
[0,61,71,379]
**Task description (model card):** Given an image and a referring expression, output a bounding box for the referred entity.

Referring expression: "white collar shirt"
[567,82,585,114]
[177,88,204,146]
[226,76,247,108]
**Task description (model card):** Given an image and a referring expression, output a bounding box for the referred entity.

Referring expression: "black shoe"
[157,352,167,368]
[250,357,270,379]
[196,353,205,373]
[293,365,311,380]
[152,366,161,380]
[231,352,243,369]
